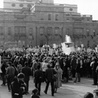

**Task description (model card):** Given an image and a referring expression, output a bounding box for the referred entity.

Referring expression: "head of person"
[32,88,39,95]
[55,62,59,69]
[17,73,25,81]
[84,92,94,98]
[7,62,12,67]
[37,65,41,70]
[24,62,28,67]
[47,64,51,69]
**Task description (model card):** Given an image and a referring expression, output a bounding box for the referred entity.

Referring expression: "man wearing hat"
[44,64,57,96]
[90,57,98,85]
[31,88,40,98]
[11,73,26,98]
[22,63,31,94]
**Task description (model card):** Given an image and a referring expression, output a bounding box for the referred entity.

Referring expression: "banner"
[62,35,75,55]
[61,42,75,55]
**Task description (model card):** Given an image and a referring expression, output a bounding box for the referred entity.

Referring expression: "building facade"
[0,0,98,48]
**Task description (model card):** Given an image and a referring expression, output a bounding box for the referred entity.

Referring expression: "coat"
[45,68,57,82]
[11,78,26,98]
[34,69,44,82]
[22,66,31,81]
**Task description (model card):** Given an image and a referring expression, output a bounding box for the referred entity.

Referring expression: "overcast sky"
[0,0,98,20]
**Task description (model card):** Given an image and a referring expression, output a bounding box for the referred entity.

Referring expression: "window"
[55,27,59,35]
[40,18,44,20]
[27,4,32,8]
[0,27,4,36]
[39,27,44,35]
[48,14,51,20]
[87,18,90,21]
[47,27,53,35]
[19,4,23,7]
[14,26,26,40]
[69,8,73,11]
[55,14,58,21]
[29,28,33,36]
[12,3,15,7]
[66,14,70,16]
[66,18,69,20]
[14,26,26,34]
[8,27,11,35]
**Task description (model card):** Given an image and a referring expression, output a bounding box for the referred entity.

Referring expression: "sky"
[0,0,98,20]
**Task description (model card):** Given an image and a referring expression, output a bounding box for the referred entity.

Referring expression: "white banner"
[61,42,75,55]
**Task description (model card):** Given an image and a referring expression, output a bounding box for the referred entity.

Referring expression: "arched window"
[55,14,58,21]
[39,27,44,35]
[48,14,51,20]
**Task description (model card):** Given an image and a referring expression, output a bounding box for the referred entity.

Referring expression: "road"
[0,78,97,98]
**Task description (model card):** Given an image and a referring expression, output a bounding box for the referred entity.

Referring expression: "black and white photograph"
[0,0,98,98]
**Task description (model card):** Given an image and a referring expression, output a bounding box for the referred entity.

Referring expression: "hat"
[84,92,93,98]
[32,88,38,94]
[17,73,25,79]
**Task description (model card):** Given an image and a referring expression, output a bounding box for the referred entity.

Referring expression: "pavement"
[0,77,97,98]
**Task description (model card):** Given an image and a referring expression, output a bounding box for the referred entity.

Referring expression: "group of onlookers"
[0,45,98,98]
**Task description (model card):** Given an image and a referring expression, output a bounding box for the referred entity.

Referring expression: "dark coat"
[45,68,56,82]
[31,94,40,98]
[1,63,6,75]
[34,69,44,82]
[22,66,31,81]
[11,78,26,98]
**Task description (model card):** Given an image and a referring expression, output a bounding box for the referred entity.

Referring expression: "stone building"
[0,0,98,48]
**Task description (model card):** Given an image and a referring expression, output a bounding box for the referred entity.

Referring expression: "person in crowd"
[62,59,69,83]
[1,61,6,86]
[41,59,48,72]
[17,63,22,73]
[11,73,26,98]
[74,58,81,83]
[90,57,98,85]
[31,88,40,98]
[70,55,77,78]
[32,59,40,76]
[54,62,63,93]
[22,62,31,94]
[6,63,15,92]
[84,92,94,98]
[44,64,57,96]
[34,64,44,95]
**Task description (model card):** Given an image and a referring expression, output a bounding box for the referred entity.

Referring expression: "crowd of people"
[0,45,98,98]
